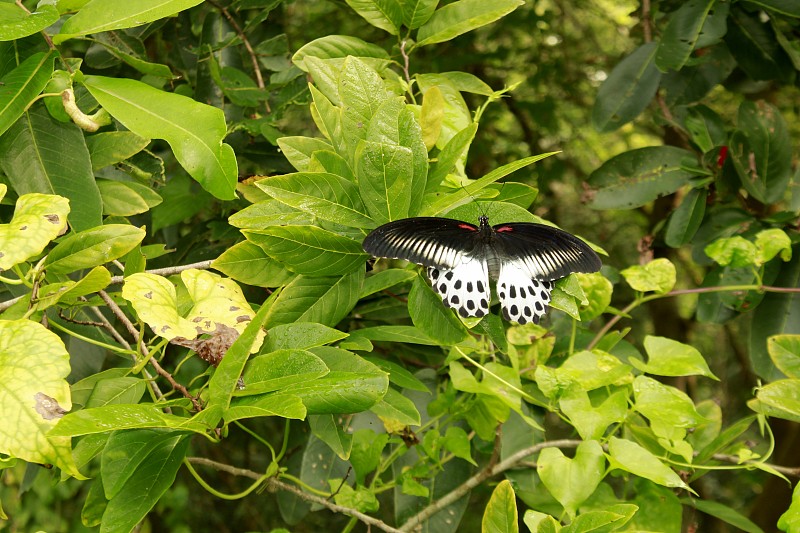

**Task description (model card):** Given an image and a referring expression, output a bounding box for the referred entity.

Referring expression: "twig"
[98,290,202,411]
[712,454,800,478]
[641,0,652,43]
[108,260,213,285]
[186,457,404,533]
[400,40,411,84]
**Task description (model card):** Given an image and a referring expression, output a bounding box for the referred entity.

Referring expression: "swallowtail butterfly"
[362,216,601,324]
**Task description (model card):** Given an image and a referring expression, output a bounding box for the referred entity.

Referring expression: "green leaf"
[265,270,364,328]
[665,188,707,248]
[729,100,792,204]
[83,377,146,409]
[0,319,81,477]
[482,479,518,533]
[408,275,469,345]
[81,75,237,200]
[749,379,800,423]
[725,7,793,82]
[310,414,353,459]
[244,225,368,276]
[360,268,416,297]
[620,258,676,294]
[576,272,613,322]
[778,481,800,533]
[416,0,523,46]
[345,0,403,34]
[631,335,718,379]
[0,3,59,40]
[683,499,765,533]
[45,224,145,275]
[537,440,605,519]
[97,180,163,216]
[416,74,472,150]
[0,52,54,137]
[427,123,478,190]
[421,84,445,150]
[402,0,439,28]
[768,335,800,379]
[607,437,690,491]
[633,375,704,431]
[755,228,792,265]
[239,349,329,396]
[256,172,375,229]
[99,430,190,533]
[292,35,390,72]
[225,393,306,422]
[363,356,430,392]
[263,322,349,351]
[55,0,204,43]
[559,388,628,441]
[211,240,295,288]
[562,505,638,533]
[0,104,102,232]
[523,511,561,533]
[685,105,727,153]
[655,0,716,71]
[704,236,757,267]
[0,193,69,271]
[351,429,389,484]
[588,146,697,209]
[371,387,421,426]
[276,136,333,172]
[86,131,149,170]
[592,43,661,132]
[347,325,437,345]
[749,0,800,16]
[51,404,209,437]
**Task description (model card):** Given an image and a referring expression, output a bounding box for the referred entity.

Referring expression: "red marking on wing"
[495,226,514,233]
[458,223,478,231]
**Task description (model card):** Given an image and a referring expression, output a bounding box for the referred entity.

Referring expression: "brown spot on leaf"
[236,315,250,323]
[144,291,153,299]
[19,225,27,231]
[44,214,60,224]
[34,392,67,420]
[229,306,240,312]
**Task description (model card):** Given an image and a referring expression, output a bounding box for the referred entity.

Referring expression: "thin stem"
[183,458,270,500]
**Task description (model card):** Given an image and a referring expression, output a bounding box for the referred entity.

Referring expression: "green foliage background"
[1,0,800,532]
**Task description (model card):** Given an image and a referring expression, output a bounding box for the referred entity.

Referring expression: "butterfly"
[362,215,601,324]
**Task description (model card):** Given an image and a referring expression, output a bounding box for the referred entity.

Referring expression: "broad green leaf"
[416,74,472,151]
[0,52,54,137]
[655,0,716,71]
[71,368,132,409]
[623,479,681,531]
[537,440,605,518]
[550,350,632,392]
[725,7,793,82]
[683,499,765,533]
[292,35,390,72]
[256,172,375,228]
[576,272,613,322]
[562,505,638,533]
[729,100,792,204]
[228,199,310,230]
[339,56,390,150]
[225,393,306,422]
[0,104,102,232]
[0,3,59,40]
[263,322,348,351]
[588,146,697,209]
[309,150,357,181]
[560,388,628,441]
[523,511,560,533]
[347,325,437,345]
[633,375,704,431]
[0,319,81,477]
[631,335,718,379]
[403,0,439,28]
[45,224,145,275]
[310,84,348,156]
[310,414,353,459]
[239,349,329,395]
[408,275,469,345]
[265,270,364,328]
[755,228,792,265]
[360,268,416,297]
[768,335,800,378]
[97,180,163,216]
[83,377,146,409]
[371,387,421,426]
[41,266,111,307]
[99,431,190,533]
[749,379,800,423]
[351,429,390,484]
[424,152,557,216]
[416,0,523,46]
[356,140,414,223]
[778,481,800,533]
[276,136,333,172]
[211,240,295,288]
[345,0,403,34]
[55,0,204,43]
[244,225,368,276]
[50,404,209,436]
[665,188,707,248]
[482,479,518,533]
[81,75,237,200]
[363,357,430,392]
[592,43,661,132]
[442,426,474,465]
[685,105,727,153]
[704,236,757,267]
[421,86,445,150]
[620,258,676,293]
[607,437,690,490]
[0,193,69,271]
[86,131,149,170]
[426,123,477,189]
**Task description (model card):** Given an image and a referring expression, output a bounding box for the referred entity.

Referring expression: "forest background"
[1,0,800,532]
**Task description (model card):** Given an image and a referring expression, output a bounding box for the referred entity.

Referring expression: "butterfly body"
[363,215,601,324]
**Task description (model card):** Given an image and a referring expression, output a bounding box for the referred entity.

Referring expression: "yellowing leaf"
[122,272,198,340]
[621,258,676,293]
[0,319,82,477]
[0,193,69,271]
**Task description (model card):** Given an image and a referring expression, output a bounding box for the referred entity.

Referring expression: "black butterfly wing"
[362,217,481,269]
[491,222,601,280]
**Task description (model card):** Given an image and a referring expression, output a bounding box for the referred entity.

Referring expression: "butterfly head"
[478,215,490,228]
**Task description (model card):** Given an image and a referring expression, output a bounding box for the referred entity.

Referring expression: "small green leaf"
[402,0,438,28]
[633,375,704,431]
[778,481,800,532]
[0,319,81,477]
[347,325,437,345]
[607,437,690,491]
[0,193,69,271]
[482,479,519,533]
[276,136,333,172]
[592,43,661,132]
[310,414,353,460]
[0,3,59,40]
[240,349,329,395]
[244,225,368,276]
[632,335,718,379]
[225,394,307,424]
[212,240,295,288]
[360,268,416,297]
[292,35,390,72]
[97,180,163,216]
[265,270,363,328]
[345,0,403,34]
[45,224,146,275]
[768,335,800,379]
[576,272,613,322]
[684,499,765,533]
[0,52,54,137]
[442,426,475,465]
[421,86,445,150]
[655,0,717,71]
[749,379,800,423]
[704,236,757,267]
[537,440,605,518]
[755,228,792,265]
[86,131,149,170]
[665,188,707,248]
[370,387,421,426]
[351,430,389,484]
[560,388,628,441]
[416,0,523,46]
[408,275,469,345]
[620,258,676,294]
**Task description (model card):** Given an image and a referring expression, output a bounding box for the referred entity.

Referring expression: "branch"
[108,260,213,285]
[186,457,404,533]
